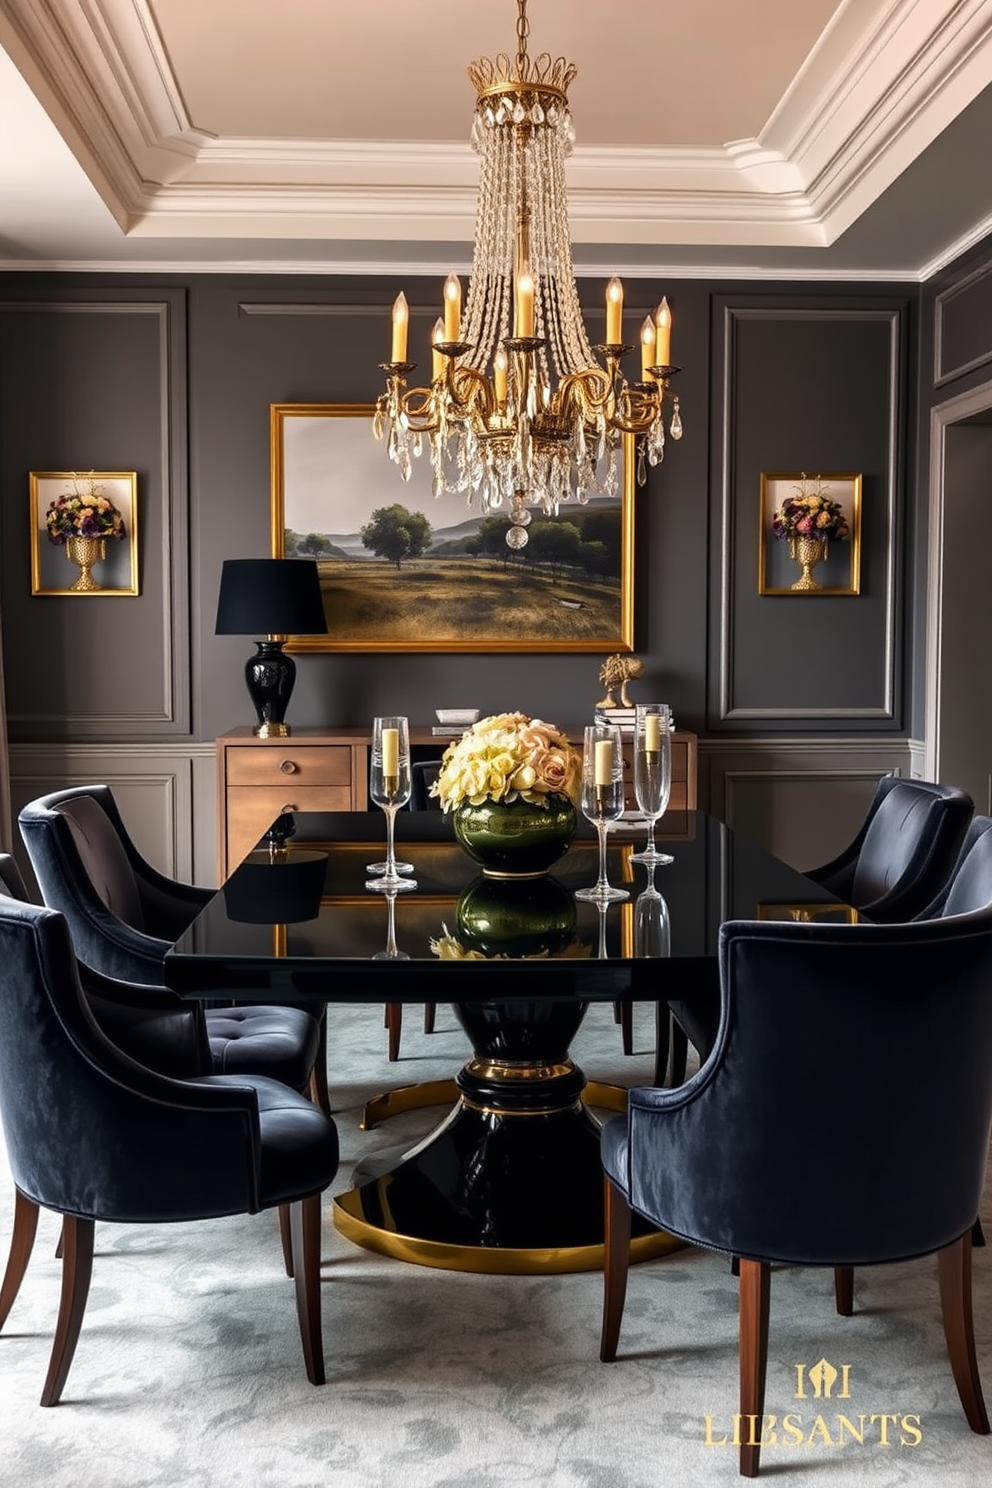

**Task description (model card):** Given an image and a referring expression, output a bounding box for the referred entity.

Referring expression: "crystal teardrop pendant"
[670,397,683,440]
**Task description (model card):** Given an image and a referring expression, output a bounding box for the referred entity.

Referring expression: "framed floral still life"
[270,402,634,654]
[30,471,139,596]
[758,472,862,596]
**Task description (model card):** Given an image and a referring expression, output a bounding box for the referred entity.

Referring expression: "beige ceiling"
[1,0,991,278]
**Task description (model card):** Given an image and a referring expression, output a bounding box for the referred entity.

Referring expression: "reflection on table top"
[164,812,853,1005]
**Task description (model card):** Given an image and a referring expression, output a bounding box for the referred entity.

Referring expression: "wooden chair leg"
[289,1195,325,1386]
[834,1265,854,1316]
[738,1258,771,1478]
[423,1002,436,1034]
[972,1216,986,1248]
[278,1204,294,1278]
[730,1254,740,1276]
[0,1189,40,1330]
[40,1215,95,1407]
[600,1176,632,1362]
[937,1231,990,1433]
[308,1008,331,1117]
[55,1225,64,1260]
[385,1003,402,1062]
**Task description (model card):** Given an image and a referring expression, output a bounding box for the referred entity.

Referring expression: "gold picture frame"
[30,471,139,596]
[270,402,634,653]
[758,472,862,596]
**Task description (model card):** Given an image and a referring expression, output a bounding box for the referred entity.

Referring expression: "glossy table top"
[164,811,851,1004]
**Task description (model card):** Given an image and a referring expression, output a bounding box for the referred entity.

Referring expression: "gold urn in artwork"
[788,534,827,592]
[65,535,107,592]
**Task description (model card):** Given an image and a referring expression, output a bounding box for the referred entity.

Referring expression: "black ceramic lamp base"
[245,639,297,738]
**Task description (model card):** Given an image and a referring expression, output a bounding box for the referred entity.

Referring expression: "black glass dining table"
[164,810,853,1274]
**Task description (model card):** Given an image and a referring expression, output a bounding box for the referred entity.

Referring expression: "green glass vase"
[452,793,577,878]
[455,873,578,959]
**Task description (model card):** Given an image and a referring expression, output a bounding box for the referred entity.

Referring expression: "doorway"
[927,382,992,810]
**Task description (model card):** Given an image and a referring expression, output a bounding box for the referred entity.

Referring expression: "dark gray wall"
[0,269,921,751]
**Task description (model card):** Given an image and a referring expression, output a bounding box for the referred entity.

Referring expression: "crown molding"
[0,0,990,267]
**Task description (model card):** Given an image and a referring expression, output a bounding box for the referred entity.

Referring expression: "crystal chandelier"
[374,0,683,550]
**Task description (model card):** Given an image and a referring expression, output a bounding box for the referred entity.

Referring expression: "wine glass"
[630,703,674,867]
[366,716,417,894]
[575,724,629,904]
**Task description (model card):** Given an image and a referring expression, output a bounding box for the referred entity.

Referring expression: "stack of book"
[594,707,675,735]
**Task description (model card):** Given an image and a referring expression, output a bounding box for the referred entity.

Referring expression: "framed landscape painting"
[270,402,634,653]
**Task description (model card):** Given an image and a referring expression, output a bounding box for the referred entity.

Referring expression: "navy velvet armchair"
[600,910,992,1477]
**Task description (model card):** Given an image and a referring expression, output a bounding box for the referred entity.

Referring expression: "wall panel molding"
[8,741,215,886]
[711,302,902,728]
[0,291,190,738]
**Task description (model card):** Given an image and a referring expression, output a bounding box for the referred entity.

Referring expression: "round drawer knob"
[279,759,298,774]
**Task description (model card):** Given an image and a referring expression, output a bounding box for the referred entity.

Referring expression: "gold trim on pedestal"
[360,1077,630,1130]
[332,1188,684,1274]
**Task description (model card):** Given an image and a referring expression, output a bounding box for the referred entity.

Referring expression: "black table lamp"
[215,558,327,737]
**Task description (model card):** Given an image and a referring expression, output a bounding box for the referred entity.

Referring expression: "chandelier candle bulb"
[431,317,445,380]
[640,316,657,380]
[443,274,462,342]
[594,739,614,786]
[494,345,509,404]
[391,293,409,363]
[606,277,623,344]
[515,269,535,338]
[381,728,399,777]
[645,713,661,752]
[654,298,672,366]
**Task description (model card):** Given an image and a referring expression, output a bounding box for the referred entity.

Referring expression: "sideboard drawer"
[225,784,353,871]
[226,746,352,788]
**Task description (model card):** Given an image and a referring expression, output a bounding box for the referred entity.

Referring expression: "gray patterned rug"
[1,1000,990,1488]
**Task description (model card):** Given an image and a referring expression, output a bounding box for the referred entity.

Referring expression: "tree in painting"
[360,504,433,569]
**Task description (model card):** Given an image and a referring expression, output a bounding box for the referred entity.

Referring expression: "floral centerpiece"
[771,474,849,546]
[432,712,581,877]
[771,473,849,591]
[45,475,126,546]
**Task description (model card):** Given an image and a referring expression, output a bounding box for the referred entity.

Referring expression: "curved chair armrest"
[77,962,212,1078]
[136,874,214,940]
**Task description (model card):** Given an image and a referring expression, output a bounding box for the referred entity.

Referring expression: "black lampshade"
[215,559,327,738]
[215,558,328,637]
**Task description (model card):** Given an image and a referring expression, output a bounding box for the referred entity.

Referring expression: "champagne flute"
[575,724,629,904]
[634,880,671,959]
[374,886,410,960]
[630,703,673,867]
[366,716,417,894]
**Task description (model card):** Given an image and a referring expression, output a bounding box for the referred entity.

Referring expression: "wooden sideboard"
[216,725,698,880]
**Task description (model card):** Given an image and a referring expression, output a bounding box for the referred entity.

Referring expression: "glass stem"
[384,804,399,878]
[384,892,399,955]
[595,819,611,894]
[644,817,657,856]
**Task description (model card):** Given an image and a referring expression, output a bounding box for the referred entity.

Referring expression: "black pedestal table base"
[333,999,682,1274]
